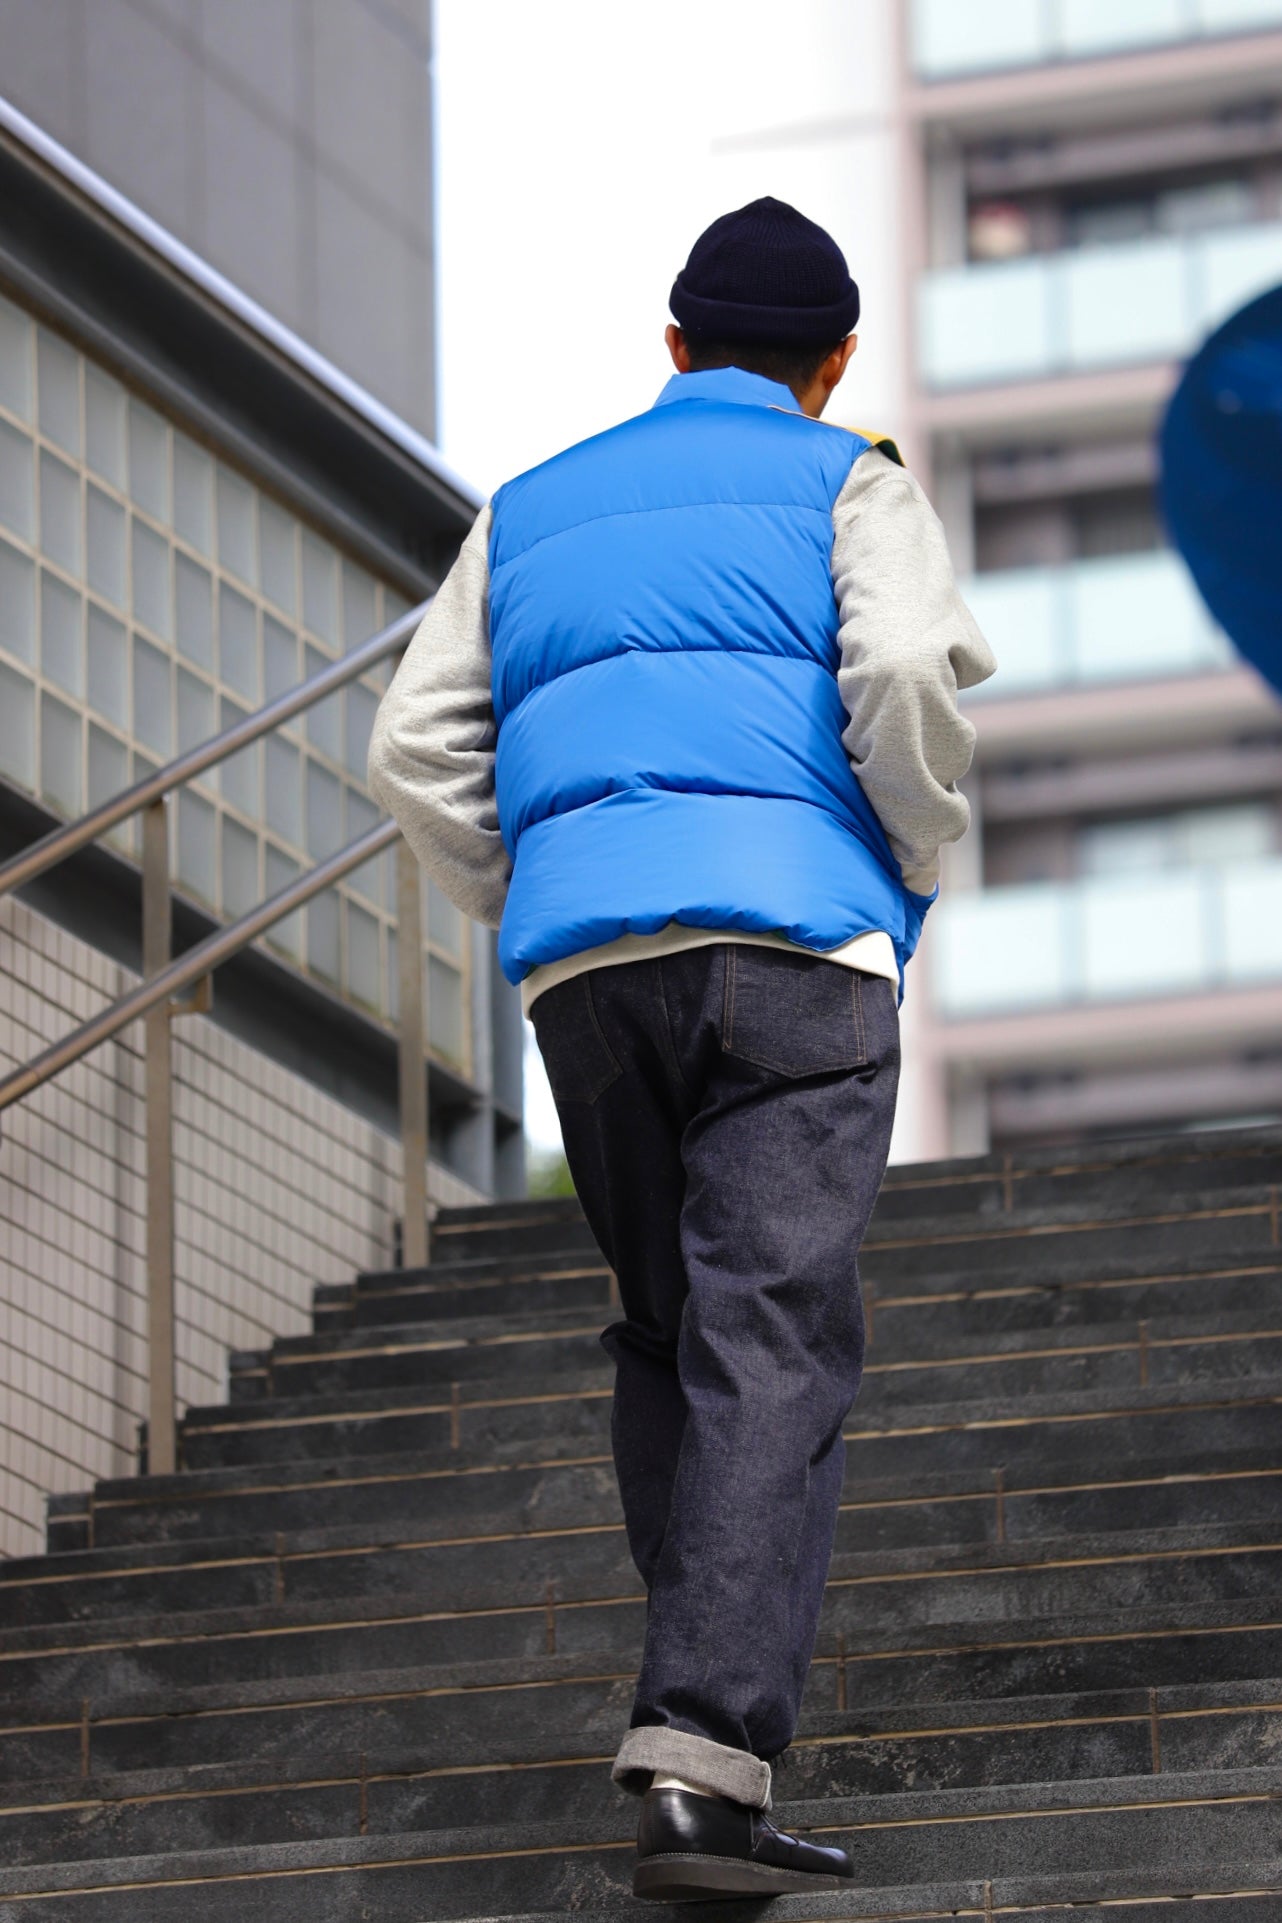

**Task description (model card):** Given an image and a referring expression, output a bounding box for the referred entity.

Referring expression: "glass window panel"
[173,432,214,554]
[39,450,82,577]
[265,845,302,960]
[263,613,298,699]
[265,735,302,846]
[36,328,80,456]
[384,586,412,626]
[218,582,259,700]
[346,901,381,1011]
[961,567,1062,697]
[919,259,1053,389]
[428,955,464,1063]
[218,695,259,816]
[1080,872,1209,998]
[1198,224,1282,339]
[931,886,1070,1016]
[345,788,382,904]
[85,484,126,607]
[348,850,384,908]
[0,420,35,540]
[177,666,215,752]
[40,571,83,697]
[0,294,32,421]
[1059,0,1181,55]
[175,553,214,668]
[305,759,342,857]
[0,661,35,790]
[1200,0,1282,25]
[0,539,35,663]
[304,642,343,759]
[87,605,127,727]
[40,690,82,817]
[385,925,399,1022]
[87,724,128,813]
[177,788,217,906]
[1080,817,1174,878]
[307,887,341,982]
[427,878,464,958]
[911,0,1045,77]
[1180,803,1274,868]
[342,560,377,652]
[133,636,173,756]
[1072,551,1213,682]
[1223,858,1282,982]
[301,531,337,644]
[1065,238,1189,372]
[259,497,297,614]
[131,517,172,639]
[344,683,378,780]
[127,398,169,522]
[221,815,260,918]
[216,464,255,583]
[84,365,126,486]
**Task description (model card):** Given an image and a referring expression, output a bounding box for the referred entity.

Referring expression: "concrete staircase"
[4,1125,1282,1918]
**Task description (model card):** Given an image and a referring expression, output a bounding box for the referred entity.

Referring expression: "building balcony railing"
[959,548,1235,702]
[912,0,1282,81]
[931,855,1282,1018]
[920,219,1282,390]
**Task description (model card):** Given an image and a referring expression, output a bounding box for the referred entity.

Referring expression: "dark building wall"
[0,0,435,437]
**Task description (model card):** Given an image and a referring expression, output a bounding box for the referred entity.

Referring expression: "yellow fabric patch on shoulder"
[846,428,904,467]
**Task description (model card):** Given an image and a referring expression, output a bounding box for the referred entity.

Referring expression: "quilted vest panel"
[488,367,933,997]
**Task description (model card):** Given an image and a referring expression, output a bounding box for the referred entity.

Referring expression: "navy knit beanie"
[670,196,860,347]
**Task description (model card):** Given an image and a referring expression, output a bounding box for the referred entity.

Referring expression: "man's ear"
[665,324,693,374]
[824,334,858,396]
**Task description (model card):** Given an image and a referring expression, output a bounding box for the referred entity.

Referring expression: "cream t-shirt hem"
[518,923,899,1019]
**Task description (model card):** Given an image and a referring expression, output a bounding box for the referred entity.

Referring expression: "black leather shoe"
[633,1785,854,1900]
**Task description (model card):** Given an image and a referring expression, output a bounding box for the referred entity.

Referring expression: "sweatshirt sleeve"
[365,502,511,931]
[830,446,997,898]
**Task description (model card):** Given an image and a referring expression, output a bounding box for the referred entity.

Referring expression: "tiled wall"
[0,894,484,1560]
[0,290,472,1076]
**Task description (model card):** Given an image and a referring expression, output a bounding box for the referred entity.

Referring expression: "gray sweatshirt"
[367,444,997,1015]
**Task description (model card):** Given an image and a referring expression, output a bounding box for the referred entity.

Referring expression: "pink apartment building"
[899,0,1282,1158]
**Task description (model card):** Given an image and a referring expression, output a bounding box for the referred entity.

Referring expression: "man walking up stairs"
[369,194,995,1896]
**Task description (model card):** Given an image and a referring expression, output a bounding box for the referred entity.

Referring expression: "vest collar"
[654,367,803,413]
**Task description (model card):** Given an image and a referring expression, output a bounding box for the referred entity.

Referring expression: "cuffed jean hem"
[611,1725,773,1811]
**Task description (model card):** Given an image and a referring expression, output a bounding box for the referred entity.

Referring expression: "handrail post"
[142,799,177,1476]
[397,837,429,1269]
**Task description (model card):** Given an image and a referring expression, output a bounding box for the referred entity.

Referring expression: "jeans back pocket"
[721,945,871,1078]
[530,973,624,1104]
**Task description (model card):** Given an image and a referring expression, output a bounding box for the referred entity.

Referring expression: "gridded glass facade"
[0,293,470,1074]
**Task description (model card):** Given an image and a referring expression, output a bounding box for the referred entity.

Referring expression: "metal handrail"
[0,603,424,899]
[1,601,438,1476]
[0,818,398,1111]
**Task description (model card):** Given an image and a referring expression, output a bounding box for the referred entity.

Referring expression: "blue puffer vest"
[488,367,936,1002]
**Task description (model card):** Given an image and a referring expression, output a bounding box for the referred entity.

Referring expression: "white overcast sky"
[429,0,906,1153]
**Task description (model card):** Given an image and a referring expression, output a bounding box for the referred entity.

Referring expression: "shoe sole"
[633,1852,850,1901]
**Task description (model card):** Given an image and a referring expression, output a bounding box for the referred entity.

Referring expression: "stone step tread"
[1,1764,1280,1906]
[16,1460,1282,1610]
[4,1508,1280,1635]
[3,1524,1281,1710]
[243,1295,1282,1370]
[50,1437,1282,1558]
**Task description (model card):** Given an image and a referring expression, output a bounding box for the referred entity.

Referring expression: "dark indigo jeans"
[528,941,900,1809]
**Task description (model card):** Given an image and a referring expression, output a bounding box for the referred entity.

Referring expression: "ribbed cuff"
[612,1725,773,1811]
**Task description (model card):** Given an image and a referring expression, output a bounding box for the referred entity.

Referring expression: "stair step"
[2,1679,1280,1866]
[1,1766,1280,1918]
[227,1298,1282,1404]
[2,1517,1281,1711]
[62,1435,1282,1555]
